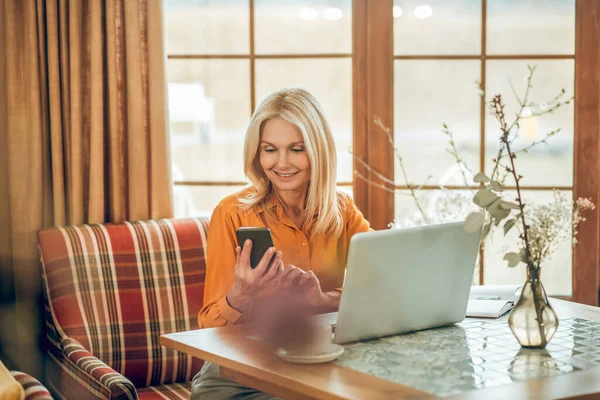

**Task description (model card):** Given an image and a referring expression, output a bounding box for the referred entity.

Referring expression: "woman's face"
[259,118,311,193]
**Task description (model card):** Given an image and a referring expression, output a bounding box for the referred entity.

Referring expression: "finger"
[278,264,298,281]
[254,247,276,275]
[239,240,253,269]
[299,270,316,285]
[271,261,287,285]
[293,269,307,285]
[234,246,241,268]
[284,267,304,288]
[277,251,284,272]
[263,251,279,276]
[264,251,283,280]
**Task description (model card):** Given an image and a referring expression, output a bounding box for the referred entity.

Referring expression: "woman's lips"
[273,170,300,180]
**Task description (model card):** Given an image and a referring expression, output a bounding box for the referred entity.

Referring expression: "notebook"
[466,285,522,318]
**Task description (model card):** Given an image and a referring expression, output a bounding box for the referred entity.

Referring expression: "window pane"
[394,189,575,294]
[393,0,481,55]
[174,185,249,217]
[487,0,575,55]
[394,188,476,227]
[174,185,353,217]
[484,60,574,187]
[254,0,351,54]
[167,60,250,182]
[484,190,573,296]
[165,0,249,55]
[394,60,480,186]
[338,186,353,199]
[255,59,352,182]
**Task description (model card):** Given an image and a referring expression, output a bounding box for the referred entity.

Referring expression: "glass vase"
[508,267,558,348]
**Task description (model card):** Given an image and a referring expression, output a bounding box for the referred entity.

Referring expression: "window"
[165,0,600,303]
[391,0,576,295]
[166,0,353,218]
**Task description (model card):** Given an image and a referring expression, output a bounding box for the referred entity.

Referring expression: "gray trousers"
[190,362,283,400]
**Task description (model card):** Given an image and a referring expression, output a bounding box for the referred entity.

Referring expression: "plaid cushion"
[39,218,208,388]
[10,371,52,400]
[45,348,134,400]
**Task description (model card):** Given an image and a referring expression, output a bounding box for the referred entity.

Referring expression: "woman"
[191,88,371,400]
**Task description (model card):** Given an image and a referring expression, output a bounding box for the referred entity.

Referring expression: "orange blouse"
[198,187,371,329]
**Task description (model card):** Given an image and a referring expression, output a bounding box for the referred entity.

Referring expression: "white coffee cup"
[285,323,333,355]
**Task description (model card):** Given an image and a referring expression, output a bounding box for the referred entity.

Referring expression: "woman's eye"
[291,148,304,153]
[263,148,276,153]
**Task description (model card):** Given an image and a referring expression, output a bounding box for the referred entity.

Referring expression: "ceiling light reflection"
[414,5,433,19]
[393,5,403,18]
[299,7,318,21]
[323,7,343,21]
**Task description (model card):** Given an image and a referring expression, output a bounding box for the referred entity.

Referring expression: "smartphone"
[236,227,275,269]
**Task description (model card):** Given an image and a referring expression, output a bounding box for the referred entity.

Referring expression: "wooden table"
[161,299,600,399]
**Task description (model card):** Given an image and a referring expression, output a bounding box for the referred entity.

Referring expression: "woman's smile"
[273,170,300,179]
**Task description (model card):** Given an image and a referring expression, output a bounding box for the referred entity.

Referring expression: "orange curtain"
[0,0,172,376]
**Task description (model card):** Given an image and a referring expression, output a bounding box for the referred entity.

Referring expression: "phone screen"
[236,227,275,268]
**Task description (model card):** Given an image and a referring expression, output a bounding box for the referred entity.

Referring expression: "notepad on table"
[466,285,522,318]
[466,299,514,318]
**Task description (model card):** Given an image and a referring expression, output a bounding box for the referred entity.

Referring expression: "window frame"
[573,0,600,305]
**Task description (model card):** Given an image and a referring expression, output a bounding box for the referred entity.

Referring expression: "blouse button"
[301,241,307,247]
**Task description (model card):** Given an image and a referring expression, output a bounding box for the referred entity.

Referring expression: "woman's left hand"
[276,266,340,313]
[277,265,325,307]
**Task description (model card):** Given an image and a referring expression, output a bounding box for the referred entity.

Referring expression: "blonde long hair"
[240,87,344,238]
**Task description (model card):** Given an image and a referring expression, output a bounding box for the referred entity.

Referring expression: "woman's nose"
[277,151,290,168]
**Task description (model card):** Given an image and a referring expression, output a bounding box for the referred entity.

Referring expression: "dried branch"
[542,87,568,108]
[508,78,523,106]
[520,96,573,119]
[512,128,561,154]
[353,151,434,191]
[491,94,535,270]
[353,170,396,194]
[352,154,396,186]
[373,116,430,224]
[414,176,434,190]
[490,65,536,181]
[442,123,475,193]
[353,169,417,196]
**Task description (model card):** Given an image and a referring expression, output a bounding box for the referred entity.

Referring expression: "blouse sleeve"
[197,205,243,328]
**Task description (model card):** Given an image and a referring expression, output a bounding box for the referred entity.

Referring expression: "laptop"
[333,221,482,344]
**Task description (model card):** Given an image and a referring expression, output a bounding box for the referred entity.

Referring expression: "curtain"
[0,0,173,376]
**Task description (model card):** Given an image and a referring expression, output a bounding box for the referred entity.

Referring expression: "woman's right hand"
[226,239,283,314]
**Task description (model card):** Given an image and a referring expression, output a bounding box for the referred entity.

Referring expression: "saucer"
[275,343,344,364]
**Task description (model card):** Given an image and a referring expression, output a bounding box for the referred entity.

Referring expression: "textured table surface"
[334,316,600,397]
